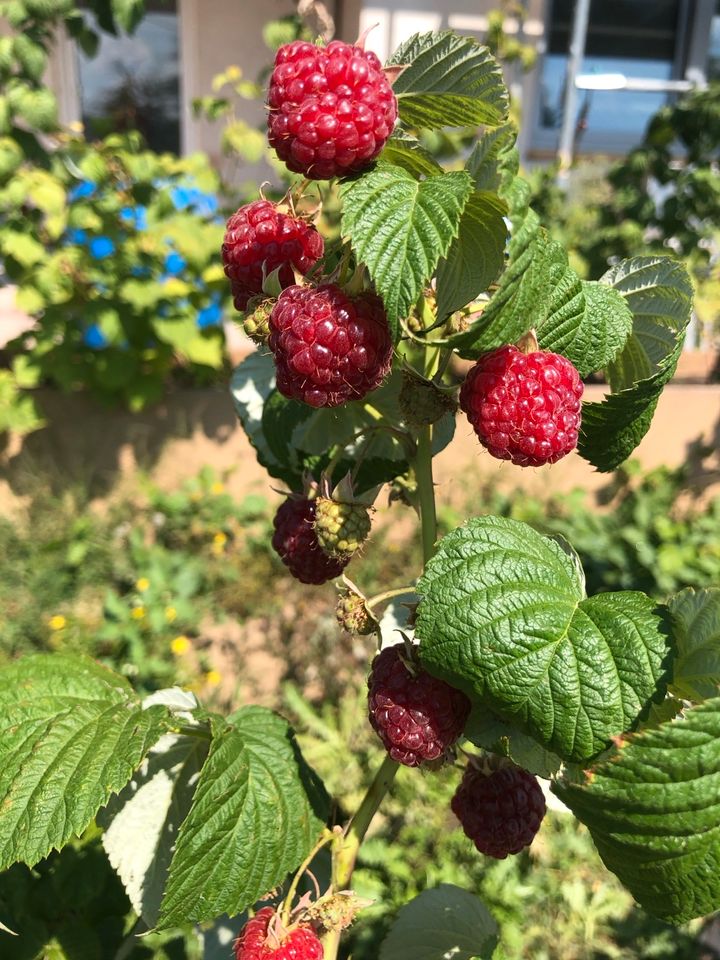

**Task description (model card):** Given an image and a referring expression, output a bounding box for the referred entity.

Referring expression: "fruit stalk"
[322,411,440,959]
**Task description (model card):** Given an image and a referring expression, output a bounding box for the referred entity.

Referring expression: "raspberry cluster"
[451,762,546,859]
[460,345,584,467]
[222,200,324,311]
[234,907,323,960]
[269,284,393,408]
[272,497,349,585]
[267,39,397,180]
[367,644,471,767]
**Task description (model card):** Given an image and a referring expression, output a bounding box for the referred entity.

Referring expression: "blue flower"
[69,180,96,202]
[198,297,223,328]
[84,324,108,349]
[89,236,115,260]
[120,205,148,231]
[66,228,87,245]
[164,251,187,276]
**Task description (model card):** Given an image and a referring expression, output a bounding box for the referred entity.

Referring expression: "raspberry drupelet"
[267,39,398,180]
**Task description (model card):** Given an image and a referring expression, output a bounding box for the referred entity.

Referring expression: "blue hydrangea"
[164,251,187,276]
[66,228,88,245]
[198,295,223,328]
[89,236,115,260]
[120,205,148,231]
[83,324,108,349]
[69,180,96,202]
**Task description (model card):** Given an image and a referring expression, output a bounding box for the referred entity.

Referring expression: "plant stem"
[365,586,416,611]
[322,339,440,960]
[281,829,333,926]
[415,424,438,565]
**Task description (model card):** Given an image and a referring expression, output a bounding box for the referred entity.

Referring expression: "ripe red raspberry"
[222,200,324,312]
[459,345,584,467]
[234,906,323,960]
[269,283,393,408]
[267,39,398,180]
[272,496,349,585]
[367,643,471,767]
[451,762,546,859]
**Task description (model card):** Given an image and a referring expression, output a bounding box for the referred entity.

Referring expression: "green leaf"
[667,587,720,702]
[159,706,329,927]
[100,728,208,927]
[158,319,224,367]
[449,206,557,357]
[435,191,506,319]
[416,517,670,762]
[604,257,694,390]
[2,230,45,267]
[12,36,46,81]
[464,707,562,778]
[230,351,308,490]
[387,31,508,130]
[14,87,57,132]
[578,257,693,472]
[538,277,634,378]
[0,655,170,871]
[466,123,518,192]
[554,696,720,924]
[379,883,498,960]
[379,131,442,179]
[340,165,472,339]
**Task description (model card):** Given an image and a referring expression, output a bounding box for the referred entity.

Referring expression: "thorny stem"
[322,376,440,959]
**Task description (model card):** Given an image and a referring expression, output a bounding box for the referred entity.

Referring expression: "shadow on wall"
[0,387,238,501]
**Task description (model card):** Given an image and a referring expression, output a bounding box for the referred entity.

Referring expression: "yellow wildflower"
[210,481,225,496]
[131,606,146,620]
[205,669,221,686]
[171,635,191,656]
[49,614,67,631]
[136,577,150,593]
[211,531,228,555]
[165,606,177,623]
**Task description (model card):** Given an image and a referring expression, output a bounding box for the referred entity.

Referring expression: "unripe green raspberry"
[314,497,371,559]
[399,369,458,427]
[242,298,274,344]
[336,590,375,635]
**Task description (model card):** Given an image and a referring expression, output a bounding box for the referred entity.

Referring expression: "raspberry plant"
[0,26,717,960]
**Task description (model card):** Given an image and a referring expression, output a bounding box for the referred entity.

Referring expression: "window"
[709,0,720,79]
[535,0,681,152]
[76,1,181,154]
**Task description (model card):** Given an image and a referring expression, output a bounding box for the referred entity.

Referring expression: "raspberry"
[234,907,323,960]
[267,39,397,180]
[451,762,546,859]
[222,200,324,312]
[399,369,458,427]
[336,590,375,635]
[459,345,583,467]
[269,283,393,408]
[314,497,371,559]
[367,643,471,767]
[243,299,274,345]
[272,497,349,585]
